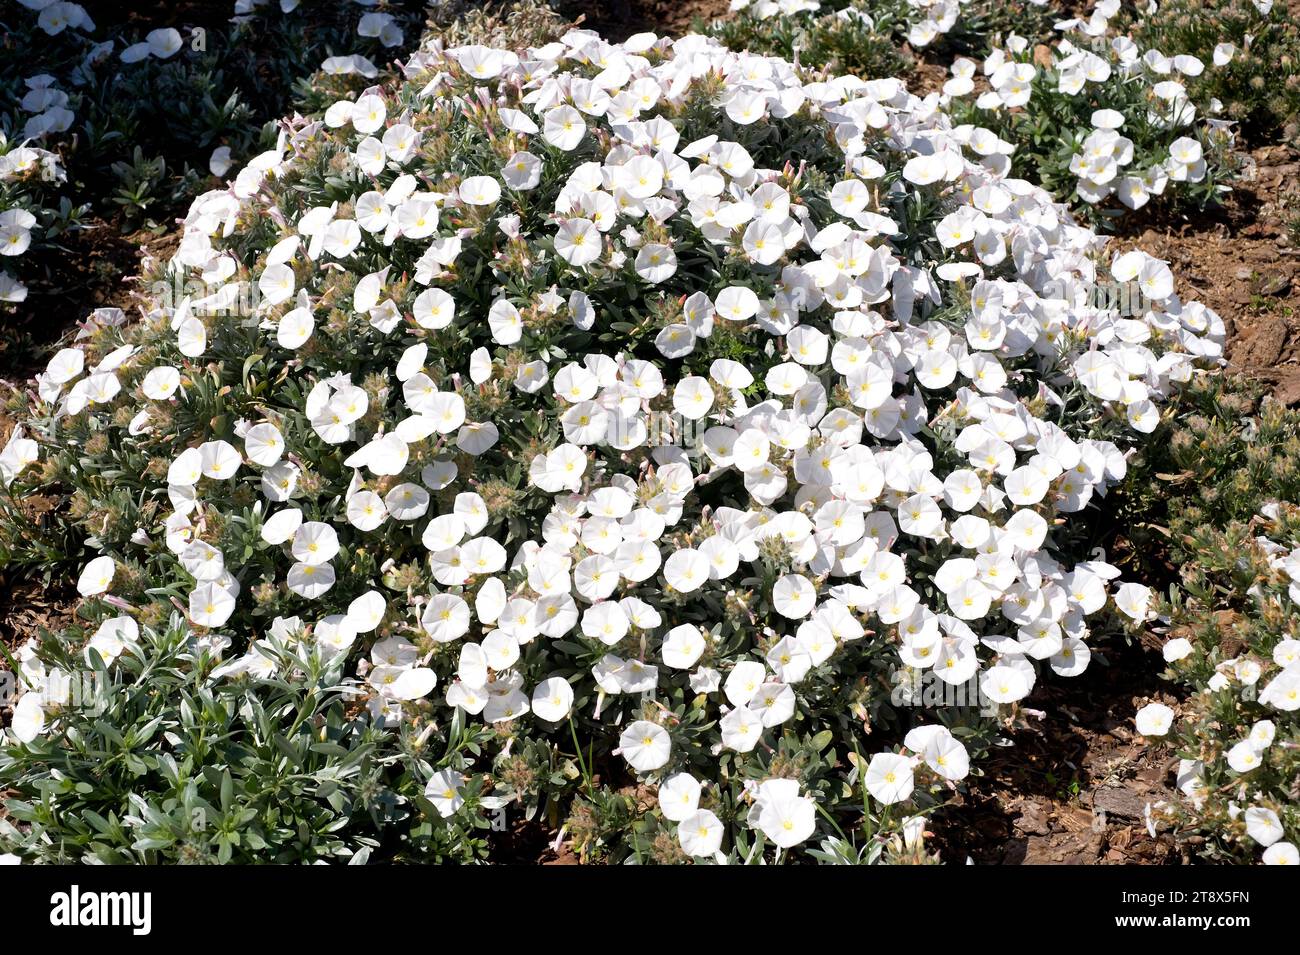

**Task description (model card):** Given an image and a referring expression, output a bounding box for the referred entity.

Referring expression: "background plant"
[0,0,426,314]
[1126,0,1300,146]
[1107,374,1300,864]
[944,26,1237,227]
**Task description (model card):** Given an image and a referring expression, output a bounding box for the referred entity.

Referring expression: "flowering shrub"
[1115,376,1300,864]
[707,0,1055,79]
[706,0,913,79]
[0,23,1230,863]
[722,0,1055,61]
[0,131,78,305]
[0,0,422,306]
[1126,0,1300,144]
[942,2,1236,225]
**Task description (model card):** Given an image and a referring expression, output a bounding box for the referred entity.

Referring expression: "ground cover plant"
[708,0,1058,76]
[941,1,1238,226]
[0,0,1296,867]
[1100,373,1300,864]
[0,0,427,358]
[0,13,1235,863]
[1124,0,1300,146]
[706,0,1244,226]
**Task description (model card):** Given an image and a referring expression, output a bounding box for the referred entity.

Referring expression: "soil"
[0,571,75,658]
[931,632,1185,864]
[491,818,582,864]
[907,57,951,98]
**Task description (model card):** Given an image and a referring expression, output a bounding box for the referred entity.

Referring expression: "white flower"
[619,720,671,773]
[346,491,387,531]
[755,785,816,848]
[189,581,236,627]
[1135,702,1174,737]
[351,94,387,134]
[372,665,437,701]
[258,263,295,306]
[176,318,207,357]
[453,45,506,80]
[1260,667,1300,711]
[1263,842,1298,865]
[10,693,45,743]
[635,243,677,283]
[618,155,664,199]
[146,28,183,59]
[142,366,180,399]
[902,153,946,185]
[1244,807,1284,847]
[286,562,335,599]
[921,730,970,780]
[347,590,387,633]
[322,219,361,258]
[865,752,914,804]
[554,218,601,266]
[243,423,284,466]
[531,676,574,722]
[671,376,713,420]
[501,152,542,190]
[715,285,759,321]
[664,548,709,593]
[658,773,702,822]
[422,593,471,643]
[772,574,816,619]
[258,500,303,541]
[662,624,706,669]
[678,808,724,856]
[459,175,501,206]
[77,555,115,597]
[210,146,233,177]
[424,769,466,817]
[1227,739,1263,773]
[543,105,586,150]
[980,664,1031,704]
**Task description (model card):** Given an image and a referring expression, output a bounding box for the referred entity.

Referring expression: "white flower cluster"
[1141,687,1297,866]
[900,0,979,49]
[0,133,65,305]
[1,0,408,308]
[15,0,94,36]
[942,0,1234,211]
[1,3,161,304]
[15,73,74,140]
[3,4,90,305]
[120,27,185,64]
[729,0,986,49]
[3,27,1228,857]
[729,0,824,19]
